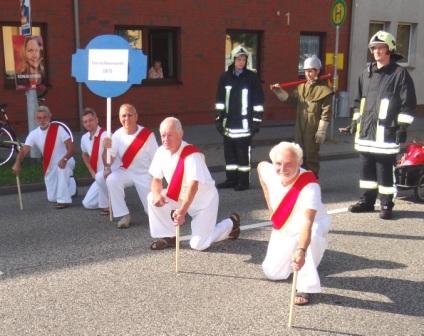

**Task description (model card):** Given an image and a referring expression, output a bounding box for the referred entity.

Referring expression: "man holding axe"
[271,56,332,178]
[258,142,331,305]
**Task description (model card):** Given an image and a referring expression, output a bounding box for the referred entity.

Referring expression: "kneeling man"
[148,117,240,251]
[258,142,331,305]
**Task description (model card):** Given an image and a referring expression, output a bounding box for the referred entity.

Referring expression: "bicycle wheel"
[0,127,15,166]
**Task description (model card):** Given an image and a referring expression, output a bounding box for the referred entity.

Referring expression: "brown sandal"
[294,292,311,306]
[150,237,176,250]
[56,203,70,209]
[100,208,110,216]
[228,213,240,240]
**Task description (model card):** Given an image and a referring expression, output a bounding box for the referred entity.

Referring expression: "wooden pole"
[175,224,180,273]
[287,271,298,328]
[16,176,23,210]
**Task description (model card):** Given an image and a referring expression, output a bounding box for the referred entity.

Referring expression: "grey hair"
[37,105,51,117]
[269,141,303,164]
[160,117,183,134]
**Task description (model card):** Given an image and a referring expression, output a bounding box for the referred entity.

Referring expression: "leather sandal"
[56,203,70,209]
[150,237,176,250]
[228,213,240,240]
[294,292,311,306]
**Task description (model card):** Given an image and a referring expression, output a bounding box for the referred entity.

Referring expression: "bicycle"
[0,103,22,166]
[0,102,74,166]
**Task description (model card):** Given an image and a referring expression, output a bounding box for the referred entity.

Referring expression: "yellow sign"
[325,53,344,70]
[331,0,347,26]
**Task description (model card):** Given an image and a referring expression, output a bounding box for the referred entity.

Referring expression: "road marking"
[180,207,349,241]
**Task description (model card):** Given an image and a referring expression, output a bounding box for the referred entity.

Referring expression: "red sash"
[121,127,152,169]
[89,128,105,172]
[42,123,59,176]
[271,171,318,230]
[166,144,200,201]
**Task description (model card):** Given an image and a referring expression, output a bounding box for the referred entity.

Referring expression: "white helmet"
[303,55,322,70]
[231,45,249,59]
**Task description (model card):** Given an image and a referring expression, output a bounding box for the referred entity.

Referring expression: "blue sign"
[72,34,147,98]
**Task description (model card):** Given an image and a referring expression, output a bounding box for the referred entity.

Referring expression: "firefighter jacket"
[215,68,264,138]
[352,61,416,154]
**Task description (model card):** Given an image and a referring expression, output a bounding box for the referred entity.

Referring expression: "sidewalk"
[2,116,423,194]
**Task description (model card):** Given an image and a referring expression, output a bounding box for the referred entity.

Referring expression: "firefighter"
[271,55,332,177]
[215,45,264,191]
[341,31,416,219]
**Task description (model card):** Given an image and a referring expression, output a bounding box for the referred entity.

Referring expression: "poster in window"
[12,35,45,90]
[19,0,32,36]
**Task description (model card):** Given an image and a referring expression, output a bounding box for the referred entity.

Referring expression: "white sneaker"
[117,214,131,229]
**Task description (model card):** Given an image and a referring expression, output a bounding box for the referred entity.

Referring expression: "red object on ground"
[399,143,424,166]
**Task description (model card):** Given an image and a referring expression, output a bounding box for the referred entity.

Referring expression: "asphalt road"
[1,158,423,336]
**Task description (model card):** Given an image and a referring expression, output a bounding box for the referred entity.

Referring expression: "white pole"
[287,271,298,328]
[106,97,112,222]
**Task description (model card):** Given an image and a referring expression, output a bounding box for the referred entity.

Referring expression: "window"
[367,22,386,62]
[397,23,413,64]
[299,33,323,75]
[116,26,179,81]
[225,30,261,74]
[1,24,45,89]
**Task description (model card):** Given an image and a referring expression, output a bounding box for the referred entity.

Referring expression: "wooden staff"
[175,223,180,273]
[287,271,298,328]
[16,176,23,210]
[171,210,180,273]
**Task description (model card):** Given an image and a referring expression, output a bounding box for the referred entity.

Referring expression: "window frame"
[298,32,325,78]
[396,22,416,67]
[225,29,263,78]
[115,25,180,85]
[1,21,49,89]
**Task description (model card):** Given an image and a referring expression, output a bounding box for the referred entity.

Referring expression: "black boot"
[217,180,237,189]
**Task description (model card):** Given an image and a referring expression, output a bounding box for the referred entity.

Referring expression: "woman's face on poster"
[25,39,41,71]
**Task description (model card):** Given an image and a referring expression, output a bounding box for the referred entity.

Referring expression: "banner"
[19,0,32,36]
[12,35,45,90]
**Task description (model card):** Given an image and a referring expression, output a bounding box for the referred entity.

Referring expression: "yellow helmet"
[368,30,396,52]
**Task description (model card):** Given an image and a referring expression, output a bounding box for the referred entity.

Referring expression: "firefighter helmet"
[231,46,249,59]
[368,31,397,52]
[303,55,322,70]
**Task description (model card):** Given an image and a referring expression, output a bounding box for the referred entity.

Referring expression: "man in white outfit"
[103,103,158,228]
[80,108,109,214]
[258,141,331,305]
[148,117,240,251]
[12,105,76,208]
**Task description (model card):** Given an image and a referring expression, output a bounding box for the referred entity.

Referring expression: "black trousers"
[359,152,396,207]
[223,136,251,186]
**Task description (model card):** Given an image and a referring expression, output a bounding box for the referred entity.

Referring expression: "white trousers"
[147,189,233,251]
[106,168,151,218]
[262,228,328,293]
[82,171,109,209]
[44,159,76,204]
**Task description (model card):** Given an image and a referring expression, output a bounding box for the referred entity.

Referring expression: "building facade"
[348,0,424,109]
[1,1,351,134]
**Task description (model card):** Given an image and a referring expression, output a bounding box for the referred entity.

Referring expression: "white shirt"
[25,124,71,172]
[149,141,216,205]
[111,125,158,173]
[261,163,330,237]
[80,126,107,173]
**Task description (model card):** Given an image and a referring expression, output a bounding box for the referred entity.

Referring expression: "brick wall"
[1,0,352,134]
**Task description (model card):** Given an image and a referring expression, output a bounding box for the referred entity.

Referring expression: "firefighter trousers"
[359,153,396,207]
[223,136,251,187]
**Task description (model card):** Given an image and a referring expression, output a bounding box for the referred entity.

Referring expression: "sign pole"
[330,25,340,140]
[106,97,112,165]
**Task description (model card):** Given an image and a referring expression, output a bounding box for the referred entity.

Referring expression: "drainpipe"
[73,0,84,130]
